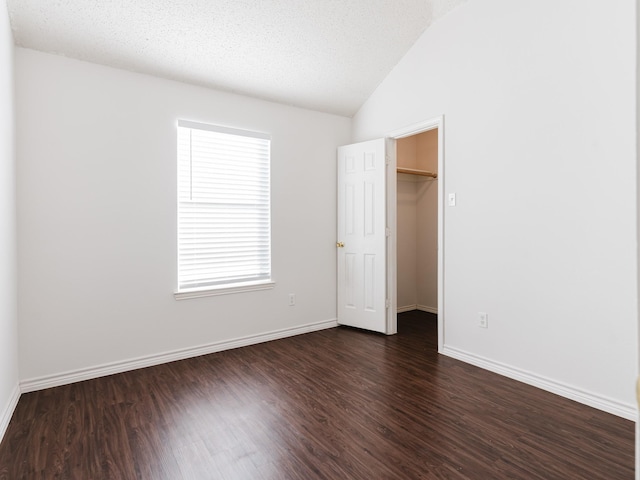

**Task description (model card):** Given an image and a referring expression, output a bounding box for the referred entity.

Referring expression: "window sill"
[174,280,276,300]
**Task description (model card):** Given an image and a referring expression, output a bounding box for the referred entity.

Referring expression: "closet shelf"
[397,167,437,178]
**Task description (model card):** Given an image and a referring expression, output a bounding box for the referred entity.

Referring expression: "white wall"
[636,0,640,472]
[355,0,638,417]
[415,131,438,311]
[16,49,351,383]
[397,175,417,309]
[397,136,418,310]
[396,131,438,313]
[0,0,19,441]
[415,176,438,311]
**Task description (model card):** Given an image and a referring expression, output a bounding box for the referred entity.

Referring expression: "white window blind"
[177,120,271,291]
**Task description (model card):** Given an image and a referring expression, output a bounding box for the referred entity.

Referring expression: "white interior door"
[337,138,387,333]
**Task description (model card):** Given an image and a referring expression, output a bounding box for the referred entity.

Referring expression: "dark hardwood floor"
[0,311,634,479]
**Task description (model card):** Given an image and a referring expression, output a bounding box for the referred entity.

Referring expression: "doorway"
[387,117,444,351]
[396,129,438,314]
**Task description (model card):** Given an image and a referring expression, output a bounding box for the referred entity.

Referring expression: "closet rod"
[397,167,437,178]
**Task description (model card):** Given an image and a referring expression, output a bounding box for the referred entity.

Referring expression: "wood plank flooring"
[0,311,634,479]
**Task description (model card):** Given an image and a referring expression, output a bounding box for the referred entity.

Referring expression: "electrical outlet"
[289,294,296,306]
[478,312,488,328]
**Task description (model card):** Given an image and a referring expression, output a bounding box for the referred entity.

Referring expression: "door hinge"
[385,155,390,165]
[385,227,391,237]
[385,298,390,309]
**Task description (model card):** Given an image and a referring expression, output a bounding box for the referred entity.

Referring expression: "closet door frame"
[387,116,445,352]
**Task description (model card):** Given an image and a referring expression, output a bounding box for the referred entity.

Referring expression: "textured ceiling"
[7,0,466,116]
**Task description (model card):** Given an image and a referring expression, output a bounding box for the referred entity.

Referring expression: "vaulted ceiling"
[7,0,466,116]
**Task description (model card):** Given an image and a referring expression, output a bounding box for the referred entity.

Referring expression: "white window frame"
[174,120,275,300]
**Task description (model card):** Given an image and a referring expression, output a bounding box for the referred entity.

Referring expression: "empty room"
[0,0,638,478]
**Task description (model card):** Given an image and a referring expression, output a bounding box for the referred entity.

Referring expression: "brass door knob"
[336,242,344,248]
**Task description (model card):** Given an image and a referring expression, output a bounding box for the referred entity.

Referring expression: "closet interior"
[396,128,438,315]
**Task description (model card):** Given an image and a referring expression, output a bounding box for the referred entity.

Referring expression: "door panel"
[337,138,387,333]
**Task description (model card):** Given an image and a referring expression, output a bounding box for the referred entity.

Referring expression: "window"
[176,120,272,298]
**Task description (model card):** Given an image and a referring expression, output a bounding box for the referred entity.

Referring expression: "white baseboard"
[417,305,438,314]
[0,384,20,444]
[442,345,636,421]
[397,304,417,313]
[397,304,438,314]
[21,318,338,393]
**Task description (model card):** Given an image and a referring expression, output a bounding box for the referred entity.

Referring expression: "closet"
[396,128,438,315]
